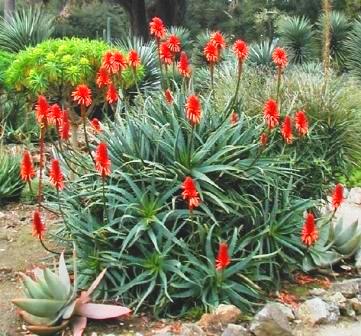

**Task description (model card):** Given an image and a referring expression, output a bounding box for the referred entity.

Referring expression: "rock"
[327,292,347,309]
[356,249,361,274]
[348,188,361,204]
[330,278,361,298]
[296,298,340,326]
[221,324,249,336]
[272,303,295,321]
[250,303,294,336]
[349,297,361,315]
[198,304,241,331]
[181,323,205,336]
[309,288,327,296]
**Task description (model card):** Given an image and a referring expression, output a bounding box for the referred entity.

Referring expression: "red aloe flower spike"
[181,176,201,212]
[263,99,280,129]
[32,209,46,240]
[232,39,249,62]
[96,67,110,88]
[95,143,111,178]
[50,103,62,127]
[332,184,344,210]
[167,34,181,54]
[106,84,119,104]
[102,51,114,73]
[272,47,288,69]
[301,212,318,247]
[160,42,173,65]
[216,242,231,270]
[204,40,219,64]
[260,133,268,146]
[49,159,64,191]
[112,51,127,73]
[281,115,293,144]
[185,95,202,126]
[59,110,71,141]
[35,95,49,125]
[128,49,141,69]
[149,17,166,40]
[210,31,226,49]
[72,84,92,107]
[20,150,35,182]
[164,89,174,105]
[177,51,191,77]
[230,112,239,125]
[295,110,309,136]
[90,118,102,133]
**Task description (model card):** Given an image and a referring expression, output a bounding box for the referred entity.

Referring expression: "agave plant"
[0,7,54,53]
[248,39,278,68]
[346,17,361,81]
[277,16,315,64]
[12,253,130,336]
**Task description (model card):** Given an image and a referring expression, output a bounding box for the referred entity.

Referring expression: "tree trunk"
[130,0,148,40]
[4,0,15,21]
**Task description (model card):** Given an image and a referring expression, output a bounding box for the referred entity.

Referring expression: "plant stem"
[188,125,195,168]
[81,105,95,164]
[233,61,243,109]
[37,124,46,207]
[157,39,165,90]
[276,67,282,105]
[39,237,60,255]
[102,177,107,224]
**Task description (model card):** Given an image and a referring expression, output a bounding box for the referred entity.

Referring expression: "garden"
[1,1,361,335]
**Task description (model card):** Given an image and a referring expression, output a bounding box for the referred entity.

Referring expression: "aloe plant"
[12,253,130,336]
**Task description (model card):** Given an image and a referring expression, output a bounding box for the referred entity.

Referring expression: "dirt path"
[0,202,55,335]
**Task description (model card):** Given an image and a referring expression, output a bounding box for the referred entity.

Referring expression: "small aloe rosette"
[12,253,130,336]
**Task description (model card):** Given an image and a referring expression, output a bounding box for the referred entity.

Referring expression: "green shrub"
[0,148,24,202]
[0,7,54,53]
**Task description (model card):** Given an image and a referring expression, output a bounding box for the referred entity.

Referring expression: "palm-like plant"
[346,17,361,81]
[0,7,54,53]
[277,16,315,64]
[318,11,351,68]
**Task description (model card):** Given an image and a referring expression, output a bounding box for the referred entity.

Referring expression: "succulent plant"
[12,253,131,336]
[303,217,361,272]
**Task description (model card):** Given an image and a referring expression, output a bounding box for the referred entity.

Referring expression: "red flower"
[272,47,288,69]
[181,176,201,211]
[20,150,35,182]
[204,41,219,63]
[160,42,173,65]
[177,51,191,77]
[90,118,102,133]
[106,84,118,104]
[95,143,111,178]
[72,84,92,107]
[49,159,64,191]
[260,133,268,146]
[230,112,239,125]
[167,34,181,53]
[332,184,344,210]
[233,39,249,62]
[96,67,110,88]
[149,17,166,40]
[32,209,46,240]
[59,110,70,141]
[50,104,62,127]
[295,110,309,136]
[185,95,202,126]
[281,115,293,144]
[216,242,231,271]
[128,49,141,69]
[301,212,318,247]
[164,89,174,105]
[210,31,226,49]
[112,51,128,72]
[102,51,127,74]
[35,95,49,124]
[263,99,280,129]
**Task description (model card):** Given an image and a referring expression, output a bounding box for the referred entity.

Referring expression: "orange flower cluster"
[181,176,201,212]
